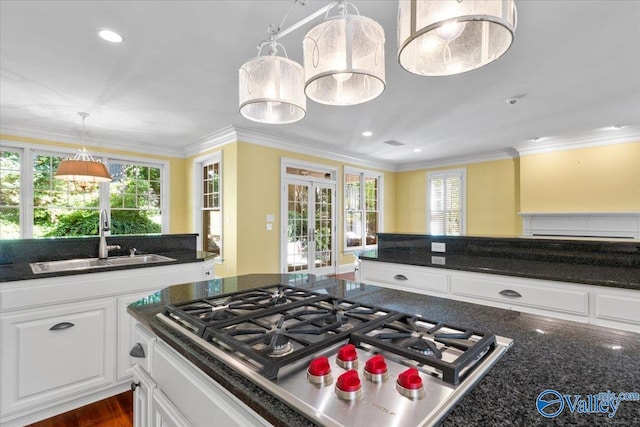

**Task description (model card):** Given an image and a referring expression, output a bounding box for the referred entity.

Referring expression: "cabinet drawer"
[451,275,589,316]
[595,293,640,325]
[153,342,268,427]
[130,322,156,374]
[1,299,116,415]
[361,261,448,294]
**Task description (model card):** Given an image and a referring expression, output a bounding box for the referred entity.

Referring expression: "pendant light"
[397,0,517,76]
[55,112,112,191]
[239,41,306,124]
[303,1,385,105]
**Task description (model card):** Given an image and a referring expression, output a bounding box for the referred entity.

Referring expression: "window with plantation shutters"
[427,169,465,235]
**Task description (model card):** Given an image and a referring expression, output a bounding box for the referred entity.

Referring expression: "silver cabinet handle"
[499,289,522,298]
[129,343,146,358]
[393,274,408,281]
[49,322,74,331]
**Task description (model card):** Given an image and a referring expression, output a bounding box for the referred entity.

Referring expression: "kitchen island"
[128,274,640,426]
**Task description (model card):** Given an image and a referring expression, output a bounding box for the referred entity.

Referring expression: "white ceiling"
[1,0,640,169]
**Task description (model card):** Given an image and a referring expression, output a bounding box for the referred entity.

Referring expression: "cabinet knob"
[499,289,522,298]
[129,343,146,358]
[393,274,408,281]
[130,381,140,391]
[49,322,75,331]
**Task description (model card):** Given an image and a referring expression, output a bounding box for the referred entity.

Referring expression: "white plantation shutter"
[428,169,465,235]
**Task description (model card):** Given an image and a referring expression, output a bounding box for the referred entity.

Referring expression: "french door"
[282,179,336,275]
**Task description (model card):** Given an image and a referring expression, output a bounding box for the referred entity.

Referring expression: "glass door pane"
[287,183,309,272]
[313,185,333,272]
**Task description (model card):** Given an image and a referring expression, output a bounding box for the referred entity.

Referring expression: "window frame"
[193,151,222,259]
[0,139,170,238]
[343,167,383,252]
[426,168,467,236]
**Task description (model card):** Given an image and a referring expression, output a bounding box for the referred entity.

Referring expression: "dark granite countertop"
[0,250,215,283]
[128,274,640,427]
[357,250,640,291]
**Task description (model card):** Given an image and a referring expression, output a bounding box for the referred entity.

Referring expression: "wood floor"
[27,391,133,427]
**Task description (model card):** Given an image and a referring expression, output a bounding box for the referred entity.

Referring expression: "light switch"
[266,223,273,231]
[266,214,275,222]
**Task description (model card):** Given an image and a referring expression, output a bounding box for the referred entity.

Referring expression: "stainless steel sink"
[30,254,176,274]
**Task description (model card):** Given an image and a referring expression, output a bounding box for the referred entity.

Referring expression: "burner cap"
[272,293,289,305]
[409,339,434,355]
[264,332,293,356]
[209,310,234,321]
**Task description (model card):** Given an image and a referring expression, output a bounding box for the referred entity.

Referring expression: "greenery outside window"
[0,141,168,238]
[0,148,21,239]
[427,168,466,235]
[201,155,222,257]
[344,168,382,251]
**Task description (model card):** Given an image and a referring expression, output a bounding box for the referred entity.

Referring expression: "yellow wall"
[520,142,640,212]
[5,132,637,276]
[394,158,521,236]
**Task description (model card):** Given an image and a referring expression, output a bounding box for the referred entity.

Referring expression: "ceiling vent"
[383,140,406,147]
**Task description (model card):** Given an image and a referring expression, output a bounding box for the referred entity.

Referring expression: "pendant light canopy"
[398,0,517,76]
[239,42,306,124]
[303,3,385,106]
[55,113,112,191]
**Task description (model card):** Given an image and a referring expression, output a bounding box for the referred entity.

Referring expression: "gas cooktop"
[159,283,513,426]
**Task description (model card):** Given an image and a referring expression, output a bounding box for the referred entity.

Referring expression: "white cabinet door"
[132,365,155,427]
[152,389,192,427]
[0,298,116,416]
[117,290,159,381]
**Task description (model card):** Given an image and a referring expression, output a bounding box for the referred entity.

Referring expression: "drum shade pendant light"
[398,0,517,76]
[303,1,385,106]
[55,112,112,191]
[239,41,306,124]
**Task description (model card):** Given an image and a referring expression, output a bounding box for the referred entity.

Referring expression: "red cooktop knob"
[308,356,331,376]
[364,354,387,375]
[397,367,423,390]
[336,370,361,392]
[337,344,358,362]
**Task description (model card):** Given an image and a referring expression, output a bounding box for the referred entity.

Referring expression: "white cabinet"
[1,299,116,416]
[132,365,155,427]
[130,323,269,427]
[152,340,269,427]
[0,260,208,427]
[450,272,589,317]
[359,259,640,333]
[360,261,448,295]
[117,290,160,380]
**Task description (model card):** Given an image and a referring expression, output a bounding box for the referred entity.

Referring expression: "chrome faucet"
[98,209,120,259]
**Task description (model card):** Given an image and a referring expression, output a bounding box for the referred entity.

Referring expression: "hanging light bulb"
[55,112,112,191]
[303,1,385,106]
[398,0,517,76]
[239,40,306,124]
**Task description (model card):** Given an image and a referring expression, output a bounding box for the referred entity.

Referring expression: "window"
[344,168,382,250]
[427,169,466,235]
[0,148,21,239]
[0,141,168,238]
[200,155,222,256]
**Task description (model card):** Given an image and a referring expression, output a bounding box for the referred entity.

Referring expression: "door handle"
[129,343,146,358]
[49,322,74,331]
[499,289,522,298]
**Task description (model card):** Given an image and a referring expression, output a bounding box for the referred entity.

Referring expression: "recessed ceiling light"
[362,131,373,137]
[98,29,124,43]
[603,125,625,130]
[529,137,545,142]
[413,148,422,153]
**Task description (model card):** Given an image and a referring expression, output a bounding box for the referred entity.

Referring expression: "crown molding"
[396,148,519,172]
[183,125,397,171]
[0,121,183,157]
[514,125,640,156]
